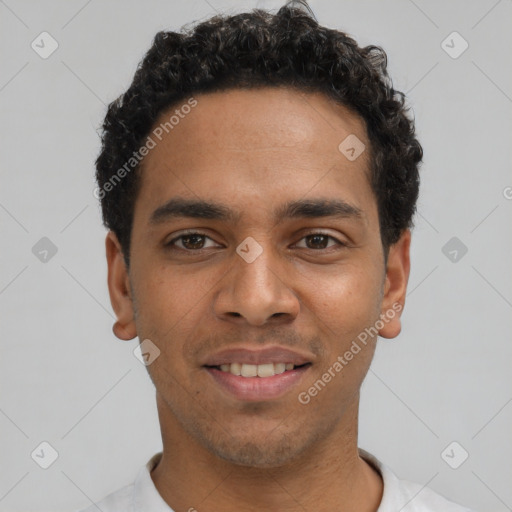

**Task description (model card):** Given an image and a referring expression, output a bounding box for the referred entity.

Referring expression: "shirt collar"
[132,449,392,511]
[133,452,175,512]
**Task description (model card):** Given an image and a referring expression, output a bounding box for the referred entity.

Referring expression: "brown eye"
[305,234,329,249]
[295,233,344,250]
[179,234,206,250]
[166,232,219,251]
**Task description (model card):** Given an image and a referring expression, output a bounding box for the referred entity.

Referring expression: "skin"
[106,87,411,512]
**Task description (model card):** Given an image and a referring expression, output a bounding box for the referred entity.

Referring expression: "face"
[106,87,410,468]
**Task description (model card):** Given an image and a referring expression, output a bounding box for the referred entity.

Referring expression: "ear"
[378,229,411,339]
[105,231,137,340]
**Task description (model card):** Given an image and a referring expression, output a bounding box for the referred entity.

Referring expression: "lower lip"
[205,365,311,401]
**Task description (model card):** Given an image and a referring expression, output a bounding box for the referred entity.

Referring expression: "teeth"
[218,362,296,377]
[257,363,274,377]
[241,364,258,377]
[230,363,242,376]
[274,363,286,374]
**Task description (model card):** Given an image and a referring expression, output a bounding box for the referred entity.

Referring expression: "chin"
[197,424,319,469]
[211,438,301,468]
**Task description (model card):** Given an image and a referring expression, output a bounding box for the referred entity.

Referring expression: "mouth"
[205,362,311,377]
[203,362,312,401]
[201,346,314,401]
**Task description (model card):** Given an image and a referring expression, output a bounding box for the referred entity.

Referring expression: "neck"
[150,393,383,512]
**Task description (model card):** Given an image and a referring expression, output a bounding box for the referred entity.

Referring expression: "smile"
[204,363,312,401]
[214,362,304,377]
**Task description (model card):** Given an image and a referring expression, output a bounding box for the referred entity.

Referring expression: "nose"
[213,241,300,327]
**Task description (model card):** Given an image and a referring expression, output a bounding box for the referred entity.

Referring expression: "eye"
[294,232,345,250]
[165,231,220,251]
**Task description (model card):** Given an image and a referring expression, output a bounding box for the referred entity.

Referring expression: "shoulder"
[72,452,165,512]
[359,449,476,512]
[385,476,475,512]
[73,482,134,512]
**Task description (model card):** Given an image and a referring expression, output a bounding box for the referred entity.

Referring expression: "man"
[81,2,474,511]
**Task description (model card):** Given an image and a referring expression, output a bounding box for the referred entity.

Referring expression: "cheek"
[297,266,382,405]
[305,261,382,317]
[131,262,205,342]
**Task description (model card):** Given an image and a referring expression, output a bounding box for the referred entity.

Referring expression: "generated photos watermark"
[94,97,198,200]
[298,302,403,404]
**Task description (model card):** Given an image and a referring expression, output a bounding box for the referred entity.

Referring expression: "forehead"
[134,87,375,226]
[146,87,368,156]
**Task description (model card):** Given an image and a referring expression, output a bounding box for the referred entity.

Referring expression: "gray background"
[1,0,511,511]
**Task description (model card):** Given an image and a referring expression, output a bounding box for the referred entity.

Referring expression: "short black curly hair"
[95,4,422,269]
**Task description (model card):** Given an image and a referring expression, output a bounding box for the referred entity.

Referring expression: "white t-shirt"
[75,449,475,511]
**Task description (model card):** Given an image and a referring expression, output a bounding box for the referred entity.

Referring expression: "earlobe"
[105,231,137,341]
[378,229,411,340]
[112,320,136,341]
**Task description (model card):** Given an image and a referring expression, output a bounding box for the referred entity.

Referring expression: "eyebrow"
[149,197,364,226]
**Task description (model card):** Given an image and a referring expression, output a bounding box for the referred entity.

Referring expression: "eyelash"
[165,230,346,253]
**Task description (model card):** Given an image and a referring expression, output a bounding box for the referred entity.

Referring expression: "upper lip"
[202,346,313,367]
